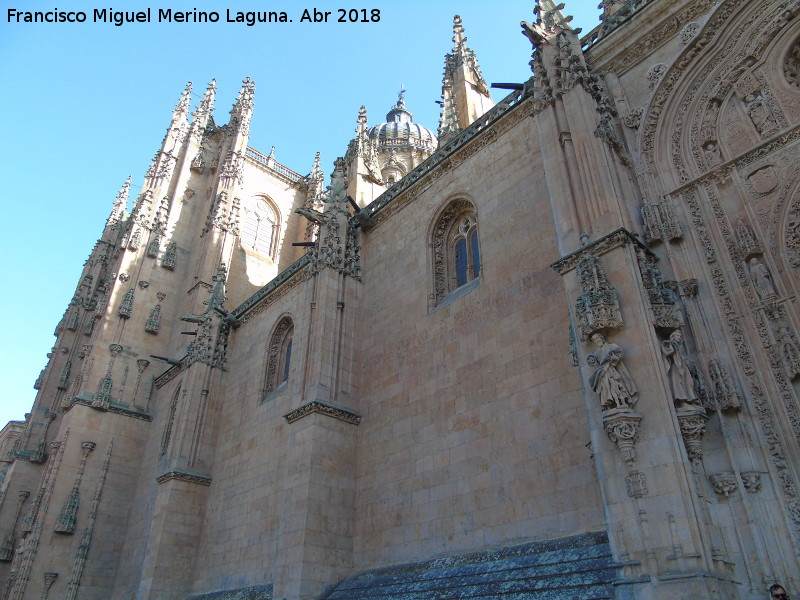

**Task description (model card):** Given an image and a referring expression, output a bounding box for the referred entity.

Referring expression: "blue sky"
[0,1,601,426]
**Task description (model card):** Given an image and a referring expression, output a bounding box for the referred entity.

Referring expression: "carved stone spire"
[437,15,493,146]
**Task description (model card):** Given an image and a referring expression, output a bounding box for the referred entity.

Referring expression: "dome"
[367,94,437,152]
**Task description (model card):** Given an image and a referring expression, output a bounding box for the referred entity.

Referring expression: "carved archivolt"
[431,198,479,305]
[264,316,294,394]
[784,34,800,88]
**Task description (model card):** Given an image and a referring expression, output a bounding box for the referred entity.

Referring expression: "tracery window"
[241,196,279,260]
[432,198,481,305]
[264,316,294,395]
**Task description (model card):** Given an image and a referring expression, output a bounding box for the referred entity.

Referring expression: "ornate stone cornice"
[69,399,152,422]
[583,0,716,75]
[231,253,310,323]
[551,228,648,275]
[156,469,212,486]
[283,400,362,426]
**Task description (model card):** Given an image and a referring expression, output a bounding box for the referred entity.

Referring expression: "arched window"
[264,316,294,395]
[241,196,280,260]
[432,198,481,305]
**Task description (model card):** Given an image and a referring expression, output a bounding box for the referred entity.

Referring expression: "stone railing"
[245,147,303,183]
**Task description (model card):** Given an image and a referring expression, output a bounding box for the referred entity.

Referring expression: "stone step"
[323,531,618,600]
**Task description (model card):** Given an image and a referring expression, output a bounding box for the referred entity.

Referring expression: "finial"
[397,85,406,108]
[452,15,466,53]
[268,146,275,160]
[310,152,323,180]
[356,105,368,137]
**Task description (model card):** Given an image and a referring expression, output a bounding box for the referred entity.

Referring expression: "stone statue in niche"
[588,332,638,412]
[748,258,777,301]
[745,93,778,137]
[702,140,722,167]
[662,330,705,412]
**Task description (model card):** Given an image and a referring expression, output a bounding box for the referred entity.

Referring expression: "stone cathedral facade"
[2,0,800,598]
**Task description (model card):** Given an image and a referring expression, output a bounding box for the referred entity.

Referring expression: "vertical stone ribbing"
[10,431,68,600]
[0,491,30,562]
[65,439,113,600]
[54,441,96,534]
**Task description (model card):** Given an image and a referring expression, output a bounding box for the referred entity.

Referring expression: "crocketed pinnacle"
[107,175,131,226]
[193,79,217,120]
[231,76,255,115]
[174,81,192,115]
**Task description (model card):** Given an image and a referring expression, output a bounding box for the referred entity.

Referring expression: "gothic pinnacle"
[107,176,131,226]
[175,81,192,115]
[231,76,255,115]
[194,79,217,119]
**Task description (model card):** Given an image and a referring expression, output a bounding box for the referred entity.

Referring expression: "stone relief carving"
[647,63,668,90]
[118,289,134,319]
[625,470,648,498]
[575,253,622,341]
[735,218,762,259]
[707,358,743,411]
[54,441,95,534]
[145,304,162,334]
[638,249,684,329]
[162,242,177,270]
[679,21,700,45]
[776,326,800,380]
[604,414,642,466]
[785,36,800,88]
[744,92,779,138]
[709,472,738,496]
[746,165,779,196]
[741,471,763,492]
[638,0,800,535]
[748,257,778,301]
[622,107,644,129]
[641,196,683,244]
[785,191,800,268]
[146,237,160,258]
[677,412,709,462]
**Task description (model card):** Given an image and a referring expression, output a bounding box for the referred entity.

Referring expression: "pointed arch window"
[265,316,294,395]
[241,196,280,260]
[432,199,481,305]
